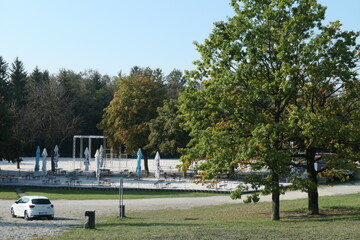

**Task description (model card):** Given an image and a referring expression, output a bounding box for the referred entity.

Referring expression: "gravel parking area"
[1,181,359,240]
[0,196,239,240]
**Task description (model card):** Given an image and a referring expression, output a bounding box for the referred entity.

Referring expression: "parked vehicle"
[11,196,54,220]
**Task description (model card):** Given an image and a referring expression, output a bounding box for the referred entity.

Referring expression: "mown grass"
[0,186,226,200]
[36,194,360,240]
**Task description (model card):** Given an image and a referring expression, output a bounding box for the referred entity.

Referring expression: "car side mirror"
[15,201,19,204]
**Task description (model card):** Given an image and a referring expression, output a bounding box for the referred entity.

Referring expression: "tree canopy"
[179,0,359,220]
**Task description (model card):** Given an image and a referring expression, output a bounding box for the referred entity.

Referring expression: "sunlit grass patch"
[37,194,360,240]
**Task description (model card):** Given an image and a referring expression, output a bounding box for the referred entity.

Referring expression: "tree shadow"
[283,206,360,222]
[96,221,200,228]
[95,216,202,228]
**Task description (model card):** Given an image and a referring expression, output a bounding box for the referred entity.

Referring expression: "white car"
[11,196,54,220]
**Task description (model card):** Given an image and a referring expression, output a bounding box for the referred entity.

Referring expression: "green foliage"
[21,78,80,145]
[27,66,49,90]
[99,67,166,153]
[145,69,189,155]
[9,57,28,108]
[179,0,359,219]
[146,98,190,155]
[0,98,23,162]
[0,57,25,161]
[51,69,115,137]
[0,56,9,101]
[0,55,117,157]
[164,69,186,99]
[77,70,116,135]
[0,97,14,160]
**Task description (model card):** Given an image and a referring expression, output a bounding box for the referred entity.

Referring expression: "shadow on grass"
[96,221,201,228]
[96,216,202,228]
[55,217,82,221]
[283,206,360,222]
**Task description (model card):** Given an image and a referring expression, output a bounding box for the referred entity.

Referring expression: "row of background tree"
[0,56,189,166]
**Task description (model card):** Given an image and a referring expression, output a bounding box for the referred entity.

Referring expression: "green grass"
[36,194,360,240]
[0,186,227,200]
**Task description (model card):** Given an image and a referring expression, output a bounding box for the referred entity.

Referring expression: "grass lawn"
[36,194,360,240]
[0,186,227,200]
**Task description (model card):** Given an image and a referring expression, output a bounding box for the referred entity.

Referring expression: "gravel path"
[1,181,359,240]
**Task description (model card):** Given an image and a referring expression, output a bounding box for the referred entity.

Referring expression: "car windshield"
[32,199,51,204]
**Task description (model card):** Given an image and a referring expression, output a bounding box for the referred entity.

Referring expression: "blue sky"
[1,0,359,76]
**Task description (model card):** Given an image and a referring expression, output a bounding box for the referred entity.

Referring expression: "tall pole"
[73,136,76,170]
[89,138,92,163]
[80,138,83,170]
[119,178,125,218]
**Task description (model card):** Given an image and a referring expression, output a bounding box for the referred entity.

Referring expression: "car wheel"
[11,208,16,218]
[24,211,31,221]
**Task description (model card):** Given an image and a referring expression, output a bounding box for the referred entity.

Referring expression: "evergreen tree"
[164,69,186,99]
[9,57,28,107]
[0,56,9,102]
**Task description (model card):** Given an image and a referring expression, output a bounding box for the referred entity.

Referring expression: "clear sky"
[1,0,359,77]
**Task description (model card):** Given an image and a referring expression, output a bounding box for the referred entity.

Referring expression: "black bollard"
[84,211,95,229]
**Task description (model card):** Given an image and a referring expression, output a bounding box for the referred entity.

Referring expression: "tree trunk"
[308,187,319,215]
[306,148,319,215]
[271,172,280,221]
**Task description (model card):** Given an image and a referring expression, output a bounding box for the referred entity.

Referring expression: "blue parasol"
[136,148,142,176]
[35,146,40,171]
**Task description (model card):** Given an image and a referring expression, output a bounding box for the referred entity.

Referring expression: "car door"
[15,197,28,217]
[13,198,23,216]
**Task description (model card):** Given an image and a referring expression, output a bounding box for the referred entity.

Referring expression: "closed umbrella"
[95,149,100,179]
[42,148,48,176]
[99,145,104,168]
[136,148,142,176]
[54,145,59,169]
[155,151,161,179]
[84,147,90,171]
[35,146,40,172]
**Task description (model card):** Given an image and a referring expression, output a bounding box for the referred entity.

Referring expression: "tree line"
[0,58,189,170]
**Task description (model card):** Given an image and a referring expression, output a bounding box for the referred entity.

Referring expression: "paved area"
[0,157,243,192]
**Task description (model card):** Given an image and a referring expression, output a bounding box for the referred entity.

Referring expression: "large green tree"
[99,67,166,173]
[179,0,359,220]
